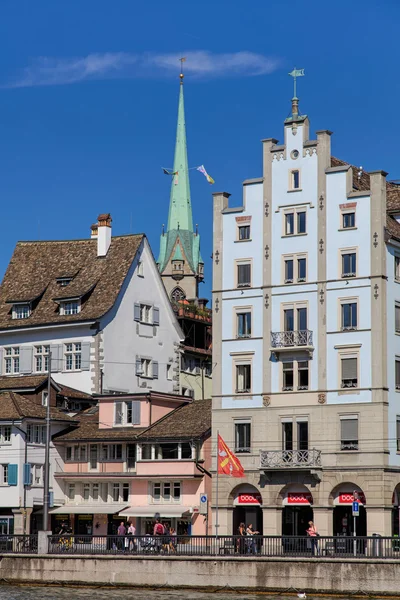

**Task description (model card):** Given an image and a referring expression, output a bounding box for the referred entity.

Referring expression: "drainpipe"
[13,421,27,534]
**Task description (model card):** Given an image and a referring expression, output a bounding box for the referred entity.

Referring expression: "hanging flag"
[197,165,215,184]
[162,168,178,176]
[218,434,245,477]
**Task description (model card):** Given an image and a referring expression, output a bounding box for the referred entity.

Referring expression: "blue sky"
[0,0,398,300]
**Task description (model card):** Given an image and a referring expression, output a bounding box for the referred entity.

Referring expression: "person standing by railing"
[246,523,259,554]
[306,521,319,555]
[237,522,246,554]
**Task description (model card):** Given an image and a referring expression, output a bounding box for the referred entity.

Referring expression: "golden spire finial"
[179,57,186,83]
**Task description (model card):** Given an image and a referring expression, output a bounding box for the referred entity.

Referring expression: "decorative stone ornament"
[263,395,271,407]
[318,393,326,404]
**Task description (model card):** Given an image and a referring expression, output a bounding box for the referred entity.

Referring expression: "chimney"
[90,223,98,239]
[97,213,112,257]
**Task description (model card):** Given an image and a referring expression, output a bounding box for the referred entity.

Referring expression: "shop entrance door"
[282,506,313,536]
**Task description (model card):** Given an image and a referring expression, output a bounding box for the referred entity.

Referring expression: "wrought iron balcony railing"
[260,448,322,469]
[270,330,313,348]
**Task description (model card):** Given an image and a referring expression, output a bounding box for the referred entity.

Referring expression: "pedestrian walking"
[117,521,126,552]
[306,521,319,555]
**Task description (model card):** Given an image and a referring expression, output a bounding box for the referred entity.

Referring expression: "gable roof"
[0,391,76,421]
[0,374,49,391]
[330,156,400,243]
[0,234,143,330]
[138,398,211,441]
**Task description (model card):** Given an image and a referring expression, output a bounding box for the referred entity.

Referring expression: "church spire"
[167,73,193,233]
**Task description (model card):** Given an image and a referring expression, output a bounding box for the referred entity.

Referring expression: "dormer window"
[56,277,73,287]
[12,304,31,320]
[61,300,80,315]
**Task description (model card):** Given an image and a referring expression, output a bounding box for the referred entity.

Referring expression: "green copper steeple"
[157,73,204,300]
[167,77,193,233]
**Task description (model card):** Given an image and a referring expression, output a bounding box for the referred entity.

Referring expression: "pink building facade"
[52,393,211,536]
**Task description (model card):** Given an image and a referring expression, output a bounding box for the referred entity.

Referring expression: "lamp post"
[42,352,52,531]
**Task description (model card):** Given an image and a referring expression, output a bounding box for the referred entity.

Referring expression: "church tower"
[157,72,204,303]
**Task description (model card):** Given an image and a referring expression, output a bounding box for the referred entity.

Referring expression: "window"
[298,361,309,390]
[65,342,82,371]
[284,208,307,236]
[343,212,355,229]
[238,225,250,240]
[297,211,306,234]
[1,465,8,485]
[112,483,120,502]
[236,364,251,393]
[56,277,73,287]
[283,305,307,333]
[181,442,192,459]
[42,391,48,407]
[167,364,172,380]
[341,356,358,388]
[140,304,152,323]
[397,417,400,452]
[395,256,400,282]
[0,426,11,444]
[12,304,31,320]
[341,252,356,278]
[68,483,76,500]
[61,301,80,315]
[285,213,294,235]
[152,443,193,460]
[122,483,129,502]
[26,424,46,444]
[66,447,72,461]
[285,259,293,283]
[83,483,90,501]
[115,401,140,426]
[237,312,251,338]
[237,262,251,288]
[341,302,357,330]
[141,358,151,377]
[396,303,400,333]
[290,170,300,190]
[4,347,20,374]
[396,359,400,391]
[152,482,180,503]
[101,444,123,461]
[297,257,306,282]
[282,361,294,391]
[92,483,99,501]
[34,345,50,373]
[235,422,251,453]
[340,416,358,451]
[138,261,144,277]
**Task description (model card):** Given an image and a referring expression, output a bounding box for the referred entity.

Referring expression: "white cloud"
[4,51,280,88]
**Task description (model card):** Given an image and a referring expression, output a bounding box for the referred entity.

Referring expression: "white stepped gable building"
[0,214,183,395]
[212,94,400,537]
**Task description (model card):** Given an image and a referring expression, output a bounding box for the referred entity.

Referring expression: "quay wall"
[0,554,399,595]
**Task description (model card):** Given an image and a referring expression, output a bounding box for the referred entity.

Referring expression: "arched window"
[171,287,186,303]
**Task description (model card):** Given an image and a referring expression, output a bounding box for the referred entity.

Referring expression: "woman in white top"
[246,523,259,554]
[127,522,136,552]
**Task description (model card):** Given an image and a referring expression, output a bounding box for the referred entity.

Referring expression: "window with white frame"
[152,481,181,503]
[1,464,8,485]
[235,421,251,453]
[283,254,307,283]
[0,426,11,444]
[342,211,355,229]
[61,300,80,315]
[83,483,90,500]
[282,360,309,391]
[142,358,151,377]
[341,251,357,278]
[31,464,43,486]
[341,300,358,330]
[282,361,294,391]
[12,303,31,320]
[166,364,172,380]
[4,347,20,374]
[236,261,251,288]
[284,207,306,236]
[68,483,76,500]
[396,359,400,391]
[395,256,400,282]
[396,303,400,333]
[236,311,251,338]
[340,415,359,451]
[153,442,193,460]
[26,424,46,444]
[114,400,141,426]
[340,354,358,388]
[235,363,251,393]
[34,345,50,373]
[65,342,82,371]
[290,169,300,190]
[101,444,123,461]
[140,304,152,323]
[111,482,129,502]
[238,224,251,240]
[92,483,99,501]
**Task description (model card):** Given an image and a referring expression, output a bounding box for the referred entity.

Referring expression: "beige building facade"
[211,96,400,537]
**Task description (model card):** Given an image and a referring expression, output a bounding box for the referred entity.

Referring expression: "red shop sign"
[339,492,366,505]
[237,493,262,505]
[287,492,313,505]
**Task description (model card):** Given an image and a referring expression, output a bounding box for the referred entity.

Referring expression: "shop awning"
[50,504,128,515]
[118,506,192,518]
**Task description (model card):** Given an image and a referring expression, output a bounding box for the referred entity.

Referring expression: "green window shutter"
[8,464,18,486]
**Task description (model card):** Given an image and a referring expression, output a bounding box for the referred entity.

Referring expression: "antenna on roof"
[357,166,363,181]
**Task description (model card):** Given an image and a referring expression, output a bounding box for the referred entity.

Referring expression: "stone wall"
[1,555,400,595]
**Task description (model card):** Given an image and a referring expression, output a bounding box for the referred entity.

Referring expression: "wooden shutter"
[153,307,160,326]
[134,303,141,321]
[81,342,91,370]
[23,463,32,486]
[19,346,33,375]
[50,344,60,372]
[8,464,18,486]
[152,361,159,379]
[342,357,357,380]
[135,358,142,375]
[132,401,141,425]
[341,418,358,441]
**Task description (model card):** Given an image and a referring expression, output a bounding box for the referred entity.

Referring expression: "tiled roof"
[0,391,76,421]
[56,383,93,400]
[0,374,48,390]
[138,398,211,441]
[0,234,143,330]
[54,408,146,442]
[331,156,400,242]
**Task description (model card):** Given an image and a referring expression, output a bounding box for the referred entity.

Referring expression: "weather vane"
[179,56,186,82]
[288,67,305,98]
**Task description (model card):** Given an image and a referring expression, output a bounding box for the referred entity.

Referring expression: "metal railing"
[271,330,313,348]
[46,534,400,559]
[260,449,322,469]
[0,534,38,554]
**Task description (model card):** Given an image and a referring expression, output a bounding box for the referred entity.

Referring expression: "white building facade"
[212,97,400,537]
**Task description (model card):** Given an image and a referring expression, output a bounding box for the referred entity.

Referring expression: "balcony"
[270,330,313,357]
[260,449,322,470]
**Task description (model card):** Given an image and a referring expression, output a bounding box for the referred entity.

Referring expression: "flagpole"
[215,430,219,543]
